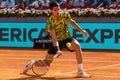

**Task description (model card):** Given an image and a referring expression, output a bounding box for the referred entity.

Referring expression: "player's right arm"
[46,17,62,57]
[49,30,62,57]
[49,30,58,47]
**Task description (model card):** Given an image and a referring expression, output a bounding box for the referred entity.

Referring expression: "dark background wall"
[0,17,119,22]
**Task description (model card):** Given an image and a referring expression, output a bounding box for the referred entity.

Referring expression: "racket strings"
[32,60,49,76]
[32,57,55,76]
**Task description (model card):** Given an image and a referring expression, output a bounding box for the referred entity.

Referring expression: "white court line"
[58,63,120,75]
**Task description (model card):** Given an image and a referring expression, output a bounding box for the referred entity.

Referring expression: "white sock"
[78,64,84,73]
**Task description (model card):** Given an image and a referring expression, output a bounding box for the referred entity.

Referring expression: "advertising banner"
[0,22,120,50]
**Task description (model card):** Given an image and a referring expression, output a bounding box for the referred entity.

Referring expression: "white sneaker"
[77,72,90,78]
[22,60,35,74]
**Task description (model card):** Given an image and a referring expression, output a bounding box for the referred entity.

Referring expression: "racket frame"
[32,60,50,76]
[31,54,58,76]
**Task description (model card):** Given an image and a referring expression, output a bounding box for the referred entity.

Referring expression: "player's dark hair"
[49,1,59,9]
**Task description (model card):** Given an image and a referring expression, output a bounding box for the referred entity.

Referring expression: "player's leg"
[22,54,56,74]
[22,59,35,73]
[68,39,89,78]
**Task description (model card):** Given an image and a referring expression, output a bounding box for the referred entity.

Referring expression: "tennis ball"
[66,42,71,47]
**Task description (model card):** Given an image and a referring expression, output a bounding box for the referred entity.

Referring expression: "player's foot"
[77,71,90,78]
[22,60,35,74]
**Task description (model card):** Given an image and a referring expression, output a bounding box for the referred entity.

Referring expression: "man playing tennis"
[22,1,89,78]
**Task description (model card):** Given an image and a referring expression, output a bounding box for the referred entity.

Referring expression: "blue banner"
[0,22,120,50]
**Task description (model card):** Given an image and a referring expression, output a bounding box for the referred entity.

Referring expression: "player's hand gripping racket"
[32,54,58,76]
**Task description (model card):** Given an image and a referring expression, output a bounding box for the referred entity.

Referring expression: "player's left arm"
[69,19,88,36]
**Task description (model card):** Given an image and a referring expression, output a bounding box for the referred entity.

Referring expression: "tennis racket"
[32,54,58,76]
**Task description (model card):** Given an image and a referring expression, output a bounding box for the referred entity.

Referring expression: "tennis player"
[22,1,89,78]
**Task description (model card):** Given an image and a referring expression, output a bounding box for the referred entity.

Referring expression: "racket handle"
[46,54,58,61]
[53,53,59,59]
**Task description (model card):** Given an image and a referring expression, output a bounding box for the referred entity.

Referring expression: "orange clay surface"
[0,48,120,80]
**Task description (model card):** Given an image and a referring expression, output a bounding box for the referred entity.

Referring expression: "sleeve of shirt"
[67,12,71,20]
[64,12,71,20]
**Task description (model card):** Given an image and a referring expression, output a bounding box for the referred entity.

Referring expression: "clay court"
[0,48,120,80]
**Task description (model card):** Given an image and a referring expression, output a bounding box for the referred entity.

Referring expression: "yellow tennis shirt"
[47,12,71,41]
